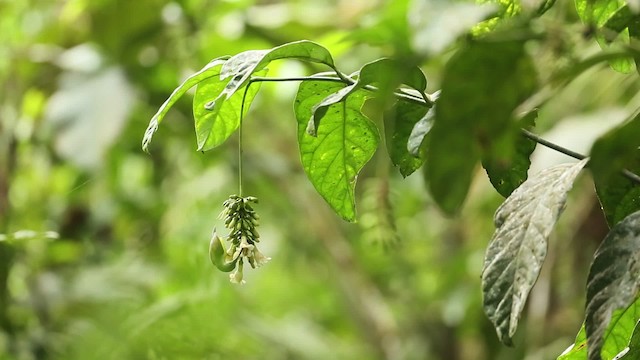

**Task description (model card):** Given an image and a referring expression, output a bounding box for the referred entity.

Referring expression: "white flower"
[229,259,245,284]
[251,246,271,268]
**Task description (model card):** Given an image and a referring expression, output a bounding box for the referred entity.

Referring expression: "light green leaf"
[585,210,640,360]
[193,69,266,151]
[294,80,379,222]
[384,100,430,177]
[307,58,427,136]
[208,40,337,120]
[559,297,640,360]
[575,0,635,73]
[575,0,624,26]
[559,325,588,359]
[590,113,640,226]
[615,320,640,359]
[142,57,229,153]
[426,40,537,215]
[483,159,589,346]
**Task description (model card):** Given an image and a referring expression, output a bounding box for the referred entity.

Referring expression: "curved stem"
[247,74,640,185]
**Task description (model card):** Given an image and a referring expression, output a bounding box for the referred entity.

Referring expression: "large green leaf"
[426,40,537,215]
[383,100,430,177]
[483,159,589,345]
[559,297,640,360]
[142,57,229,153]
[590,113,640,226]
[294,80,379,222]
[193,69,266,151]
[482,109,538,198]
[585,211,640,360]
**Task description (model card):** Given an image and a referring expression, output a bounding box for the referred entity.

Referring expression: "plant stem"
[247,75,640,185]
[520,129,586,160]
[521,129,640,184]
[238,84,253,196]
[248,76,430,106]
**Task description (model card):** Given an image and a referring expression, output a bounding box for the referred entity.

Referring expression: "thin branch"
[521,129,640,185]
[520,129,586,160]
[248,76,431,107]
[248,74,640,185]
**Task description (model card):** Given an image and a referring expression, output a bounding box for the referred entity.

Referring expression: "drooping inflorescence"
[209,195,270,284]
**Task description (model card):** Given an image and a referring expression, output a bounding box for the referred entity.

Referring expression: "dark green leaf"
[307,58,427,136]
[590,113,640,226]
[295,80,379,222]
[482,110,538,197]
[483,159,588,346]
[603,6,635,34]
[535,0,558,16]
[384,100,429,177]
[193,69,266,151]
[407,104,436,157]
[629,18,640,75]
[357,58,427,92]
[142,57,229,153]
[585,211,640,360]
[426,40,537,215]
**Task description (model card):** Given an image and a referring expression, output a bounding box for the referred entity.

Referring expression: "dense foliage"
[2,0,640,359]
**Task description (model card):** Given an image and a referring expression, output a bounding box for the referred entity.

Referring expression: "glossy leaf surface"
[295,80,379,222]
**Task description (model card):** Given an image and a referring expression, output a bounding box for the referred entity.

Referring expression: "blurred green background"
[2,0,639,359]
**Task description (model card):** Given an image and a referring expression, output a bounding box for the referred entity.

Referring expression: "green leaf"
[590,113,640,226]
[559,297,640,360]
[603,5,636,33]
[575,0,623,25]
[384,100,430,177]
[585,211,640,360]
[630,19,640,75]
[483,159,589,346]
[294,80,379,222]
[193,69,266,151]
[407,103,436,157]
[307,58,427,136]
[482,110,538,197]
[142,57,229,153]
[210,40,337,118]
[426,40,537,215]
[575,0,635,73]
[615,320,640,359]
[559,325,588,359]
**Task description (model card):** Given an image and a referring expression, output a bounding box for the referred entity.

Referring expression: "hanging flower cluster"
[209,195,270,284]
